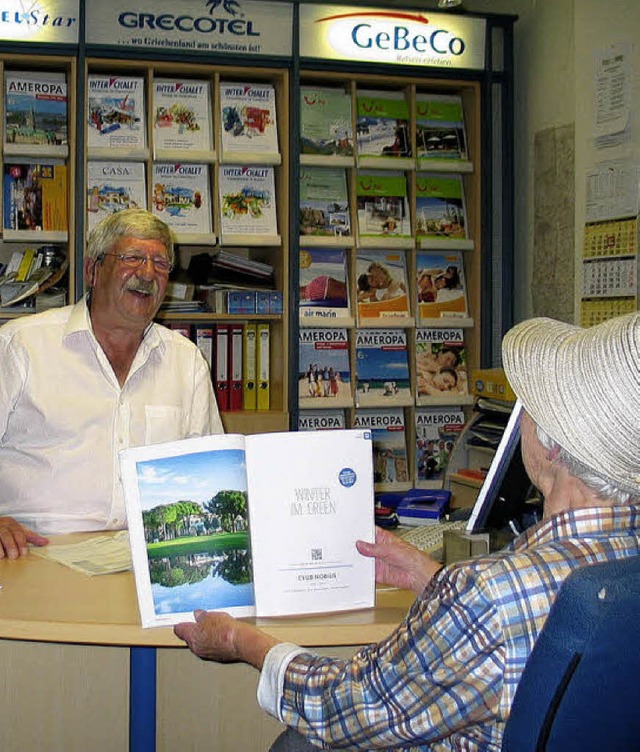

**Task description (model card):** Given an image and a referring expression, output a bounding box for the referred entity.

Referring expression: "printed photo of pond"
[134,447,255,616]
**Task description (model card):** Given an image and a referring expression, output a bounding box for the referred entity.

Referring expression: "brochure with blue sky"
[120,430,375,626]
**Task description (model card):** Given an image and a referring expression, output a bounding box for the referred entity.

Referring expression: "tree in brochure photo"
[120,431,376,627]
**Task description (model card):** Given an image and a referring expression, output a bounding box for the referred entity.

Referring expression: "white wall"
[574,0,640,320]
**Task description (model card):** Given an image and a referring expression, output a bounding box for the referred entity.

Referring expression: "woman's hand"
[356,527,443,595]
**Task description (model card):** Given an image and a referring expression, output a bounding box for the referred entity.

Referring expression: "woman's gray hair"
[86,208,176,265]
[536,424,637,505]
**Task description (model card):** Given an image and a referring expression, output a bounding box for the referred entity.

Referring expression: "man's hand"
[356,526,443,595]
[0,516,48,560]
[174,609,280,670]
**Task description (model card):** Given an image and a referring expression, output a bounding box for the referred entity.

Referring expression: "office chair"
[502,554,640,752]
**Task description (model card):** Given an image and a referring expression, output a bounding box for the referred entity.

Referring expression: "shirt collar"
[512,504,640,552]
[63,295,162,350]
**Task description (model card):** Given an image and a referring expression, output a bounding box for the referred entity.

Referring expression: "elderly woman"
[175,313,640,752]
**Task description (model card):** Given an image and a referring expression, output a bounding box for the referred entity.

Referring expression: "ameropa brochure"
[120,430,375,627]
[4,71,68,149]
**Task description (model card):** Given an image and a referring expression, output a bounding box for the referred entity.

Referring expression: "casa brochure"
[87,161,147,233]
[120,430,376,627]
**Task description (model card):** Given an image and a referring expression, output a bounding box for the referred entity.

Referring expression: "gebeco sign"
[299,5,486,71]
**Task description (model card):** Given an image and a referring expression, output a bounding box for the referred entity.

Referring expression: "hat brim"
[502,315,640,495]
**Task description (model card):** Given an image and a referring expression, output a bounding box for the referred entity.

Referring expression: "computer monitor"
[465,400,539,536]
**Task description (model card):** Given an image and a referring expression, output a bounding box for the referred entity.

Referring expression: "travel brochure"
[4,70,68,153]
[415,173,470,246]
[300,85,354,162]
[153,78,213,155]
[356,171,411,243]
[415,93,469,167]
[356,249,411,323]
[356,90,411,162]
[151,163,212,236]
[87,75,146,152]
[416,327,469,402]
[219,81,279,160]
[416,250,470,323]
[298,328,353,409]
[120,430,375,626]
[299,165,351,241]
[3,162,67,233]
[87,161,147,232]
[415,406,466,488]
[354,408,411,492]
[218,165,278,239]
[355,328,412,407]
[298,409,346,431]
[299,248,351,325]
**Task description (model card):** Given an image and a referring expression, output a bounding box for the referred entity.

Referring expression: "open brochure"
[119,430,375,627]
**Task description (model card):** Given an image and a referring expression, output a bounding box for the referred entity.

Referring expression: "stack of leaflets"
[356,90,412,168]
[415,93,470,170]
[153,78,214,159]
[356,172,412,247]
[87,75,146,154]
[0,246,67,308]
[299,248,351,326]
[415,173,472,250]
[299,166,351,243]
[355,329,412,407]
[218,165,279,243]
[4,70,68,156]
[416,250,471,324]
[219,82,279,164]
[300,85,354,165]
[415,406,466,488]
[87,161,147,232]
[415,327,471,403]
[298,328,353,409]
[152,163,213,239]
[355,250,411,325]
[354,408,411,492]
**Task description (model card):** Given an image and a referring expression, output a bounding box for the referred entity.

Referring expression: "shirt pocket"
[144,405,184,445]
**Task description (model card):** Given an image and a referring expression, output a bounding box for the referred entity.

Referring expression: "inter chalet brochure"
[119,430,375,627]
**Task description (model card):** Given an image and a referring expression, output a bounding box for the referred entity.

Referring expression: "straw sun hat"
[502,312,640,496]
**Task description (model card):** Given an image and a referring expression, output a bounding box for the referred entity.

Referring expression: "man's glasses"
[101,252,174,274]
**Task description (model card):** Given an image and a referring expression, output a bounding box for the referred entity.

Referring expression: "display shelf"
[3,144,69,159]
[0,53,76,319]
[82,57,290,426]
[296,69,482,483]
[153,149,217,164]
[418,238,475,252]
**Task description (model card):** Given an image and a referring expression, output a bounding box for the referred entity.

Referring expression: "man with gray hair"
[0,208,223,558]
[175,312,640,752]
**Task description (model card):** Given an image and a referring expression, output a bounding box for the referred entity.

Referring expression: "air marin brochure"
[120,429,376,627]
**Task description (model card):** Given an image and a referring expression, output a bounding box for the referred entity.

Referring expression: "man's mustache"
[124,277,159,297]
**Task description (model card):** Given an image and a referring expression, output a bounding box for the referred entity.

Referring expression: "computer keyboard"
[399,518,469,555]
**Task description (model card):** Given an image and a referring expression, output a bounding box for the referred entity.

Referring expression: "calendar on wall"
[583,217,637,257]
[580,217,638,326]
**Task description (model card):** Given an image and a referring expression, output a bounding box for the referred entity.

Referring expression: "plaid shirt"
[276,505,640,750]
